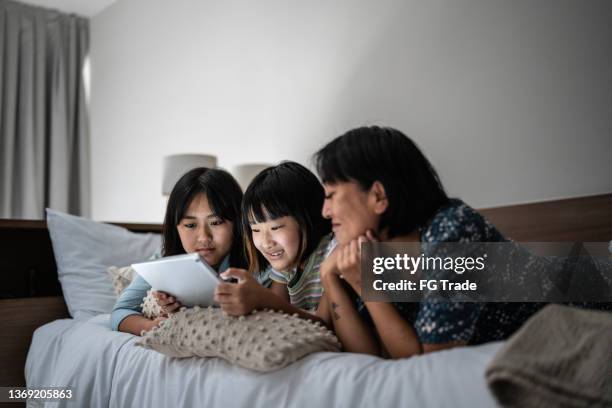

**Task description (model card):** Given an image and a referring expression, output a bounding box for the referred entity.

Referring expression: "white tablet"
[132,253,220,307]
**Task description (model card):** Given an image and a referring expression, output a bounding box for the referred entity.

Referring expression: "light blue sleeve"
[110,274,152,331]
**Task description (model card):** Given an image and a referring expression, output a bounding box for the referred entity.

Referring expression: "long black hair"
[162,167,247,269]
[314,126,448,238]
[242,161,331,274]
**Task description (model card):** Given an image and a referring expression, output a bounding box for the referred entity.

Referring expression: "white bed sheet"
[26,314,501,407]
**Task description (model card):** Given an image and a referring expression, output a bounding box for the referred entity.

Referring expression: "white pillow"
[46,209,161,319]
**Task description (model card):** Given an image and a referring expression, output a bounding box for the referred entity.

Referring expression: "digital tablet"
[132,253,220,307]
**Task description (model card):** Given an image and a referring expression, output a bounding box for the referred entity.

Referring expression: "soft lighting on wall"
[162,154,218,195]
[232,163,273,191]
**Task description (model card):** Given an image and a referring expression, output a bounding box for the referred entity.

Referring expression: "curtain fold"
[0,0,90,219]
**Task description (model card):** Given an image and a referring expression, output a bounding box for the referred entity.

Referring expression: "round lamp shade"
[162,154,218,195]
[232,163,273,191]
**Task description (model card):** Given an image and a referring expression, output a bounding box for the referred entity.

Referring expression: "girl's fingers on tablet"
[214,291,234,303]
[216,282,237,295]
[220,268,248,281]
[165,302,180,313]
[157,298,172,306]
[154,291,168,300]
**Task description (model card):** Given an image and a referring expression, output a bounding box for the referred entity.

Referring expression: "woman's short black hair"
[242,161,330,274]
[162,167,247,269]
[314,126,448,238]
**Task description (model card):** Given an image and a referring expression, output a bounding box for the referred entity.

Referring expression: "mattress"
[25,314,501,407]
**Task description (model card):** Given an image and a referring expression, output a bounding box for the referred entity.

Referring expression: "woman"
[313,126,545,358]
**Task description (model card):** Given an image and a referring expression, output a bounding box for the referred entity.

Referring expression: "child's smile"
[250,215,301,272]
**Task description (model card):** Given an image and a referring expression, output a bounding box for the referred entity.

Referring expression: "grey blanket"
[485,304,612,407]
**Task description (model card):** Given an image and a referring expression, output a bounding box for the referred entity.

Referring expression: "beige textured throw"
[107,265,162,318]
[140,290,163,318]
[137,307,341,372]
[485,304,612,408]
[107,266,136,295]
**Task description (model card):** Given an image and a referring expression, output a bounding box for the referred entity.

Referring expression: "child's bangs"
[244,187,292,225]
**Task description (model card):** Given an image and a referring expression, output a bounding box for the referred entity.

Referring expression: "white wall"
[90,0,612,223]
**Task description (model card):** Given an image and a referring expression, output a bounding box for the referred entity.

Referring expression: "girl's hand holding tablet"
[214,268,269,316]
[153,291,183,316]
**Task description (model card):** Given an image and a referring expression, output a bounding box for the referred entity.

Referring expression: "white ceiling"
[17,0,118,17]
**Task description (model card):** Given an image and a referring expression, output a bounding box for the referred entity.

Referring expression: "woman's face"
[250,215,301,272]
[177,193,234,269]
[322,181,383,245]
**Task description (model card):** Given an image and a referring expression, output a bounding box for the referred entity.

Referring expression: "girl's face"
[177,193,234,269]
[250,215,301,272]
[322,181,381,245]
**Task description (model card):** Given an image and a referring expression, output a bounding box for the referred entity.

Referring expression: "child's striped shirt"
[267,233,336,312]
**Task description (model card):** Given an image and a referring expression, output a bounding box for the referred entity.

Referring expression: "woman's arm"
[364,302,468,357]
[363,302,421,358]
[320,271,380,355]
[315,292,331,326]
[336,235,468,357]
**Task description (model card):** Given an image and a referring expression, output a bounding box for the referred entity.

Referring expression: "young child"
[111,167,247,335]
[214,161,334,323]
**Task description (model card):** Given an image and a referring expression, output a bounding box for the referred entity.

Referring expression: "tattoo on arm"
[331,302,340,321]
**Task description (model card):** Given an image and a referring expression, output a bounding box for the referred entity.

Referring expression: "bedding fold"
[485,304,612,408]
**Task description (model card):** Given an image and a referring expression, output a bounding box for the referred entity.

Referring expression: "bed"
[2,193,611,407]
[25,314,501,407]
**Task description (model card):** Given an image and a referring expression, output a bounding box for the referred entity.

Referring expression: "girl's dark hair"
[242,161,330,274]
[162,167,247,269]
[314,126,448,238]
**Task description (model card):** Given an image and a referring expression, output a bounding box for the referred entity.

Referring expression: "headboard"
[0,193,610,389]
[0,219,162,389]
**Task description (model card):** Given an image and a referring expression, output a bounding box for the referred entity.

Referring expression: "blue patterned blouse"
[355,198,611,345]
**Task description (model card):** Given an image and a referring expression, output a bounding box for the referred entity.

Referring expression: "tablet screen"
[132,253,220,307]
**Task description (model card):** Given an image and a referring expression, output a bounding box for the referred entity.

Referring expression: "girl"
[214,161,334,323]
[111,167,246,335]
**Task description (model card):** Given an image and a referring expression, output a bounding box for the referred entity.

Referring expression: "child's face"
[250,215,301,272]
[177,193,234,269]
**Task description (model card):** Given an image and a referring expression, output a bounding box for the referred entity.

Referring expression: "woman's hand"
[319,246,341,283]
[153,290,182,317]
[336,230,378,296]
[214,268,268,316]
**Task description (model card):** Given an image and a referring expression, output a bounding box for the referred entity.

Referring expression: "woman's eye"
[271,225,284,231]
[324,192,334,199]
[251,228,260,233]
[210,219,224,226]
[184,223,196,229]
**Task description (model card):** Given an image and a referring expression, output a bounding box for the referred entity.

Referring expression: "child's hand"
[153,290,182,316]
[214,268,267,316]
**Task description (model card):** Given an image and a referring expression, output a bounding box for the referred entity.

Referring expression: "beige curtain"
[0,0,90,219]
